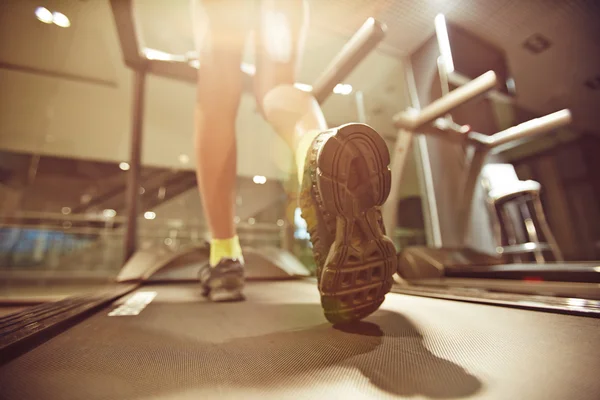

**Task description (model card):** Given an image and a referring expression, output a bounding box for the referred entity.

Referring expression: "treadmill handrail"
[109,1,387,105]
[311,18,387,104]
[415,109,573,150]
[393,70,498,131]
[485,109,572,149]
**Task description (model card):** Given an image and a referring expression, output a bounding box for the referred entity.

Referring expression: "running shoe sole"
[303,123,398,324]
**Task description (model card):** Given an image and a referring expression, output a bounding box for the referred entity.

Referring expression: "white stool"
[481,163,563,263]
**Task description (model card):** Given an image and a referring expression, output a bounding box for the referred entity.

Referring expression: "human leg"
[254,0,397,323]
[191,0,250,300]
[254,0,327,185]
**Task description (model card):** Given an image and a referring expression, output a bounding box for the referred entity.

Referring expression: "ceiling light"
[248,217,256,225]
[103,209,117,218]
[143,48,170,61]
[294,83,313,92]
[506,77,516,94]
[142,48,185,62]
[333,83,353,95]
[119,162,130,171]
[144,211,156,220]
[179,154,190,164]
[240,62,256,75]
[277,219,284,227]
[52,11,70,28]
[35,7,53,24]
[253,175,267,184]
[61,207,71,215]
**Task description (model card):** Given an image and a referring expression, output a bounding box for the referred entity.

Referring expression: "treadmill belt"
[1,281,599,399]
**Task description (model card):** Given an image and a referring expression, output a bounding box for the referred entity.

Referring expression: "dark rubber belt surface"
[0,281,599,400]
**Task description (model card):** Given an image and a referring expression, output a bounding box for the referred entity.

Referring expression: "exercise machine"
[384,79,599,290]
[383,14,600,296]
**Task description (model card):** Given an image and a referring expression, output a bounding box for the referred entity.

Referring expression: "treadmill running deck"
[0,281,598,400]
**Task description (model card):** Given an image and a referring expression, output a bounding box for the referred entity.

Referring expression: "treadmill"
[1,249,599,399]
[388,79,600,304]
[1,4,599,400]
[380,15,600,302]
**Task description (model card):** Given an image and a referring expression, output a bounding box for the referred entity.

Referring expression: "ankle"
[210,235,244,266]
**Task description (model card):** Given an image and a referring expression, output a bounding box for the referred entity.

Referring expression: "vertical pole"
[403,59,442,247]
[124,67,147,262]
[457,147,488,244]
[382,129,413,239]
[355,90,366,124]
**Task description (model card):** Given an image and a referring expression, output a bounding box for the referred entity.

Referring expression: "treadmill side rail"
[397,246,505,279]
[0,284,136,360]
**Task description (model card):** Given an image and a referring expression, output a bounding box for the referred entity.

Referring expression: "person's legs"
[191,0,251,301]
[254,0,398,323]
[254,0,327,185]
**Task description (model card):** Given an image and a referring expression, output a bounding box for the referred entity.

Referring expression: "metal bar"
[521,203,546,263]
[531,194,564,261]
[488,109,572,150]
[0,212,127,223]
[109,0,144,68]
[393,70,497,130]
[500,242,552,254]
[434,14,454,75]
[0,224,283,238]
[456,147,489,244]
[436,57,453,122]
[382,129,414,237]
[402,58,442,247]
[415,135,443,247]
[355,91,366,123]
[312,18,387,104]
[420,117,471,142]
[0,214,282,232]
[0,61,117,88]
[448,71,514,104]
[0,224,123,235]
[124,68,147,262]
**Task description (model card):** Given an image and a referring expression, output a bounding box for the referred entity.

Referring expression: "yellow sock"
[294,130,321,186]
[210,235,244,267]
